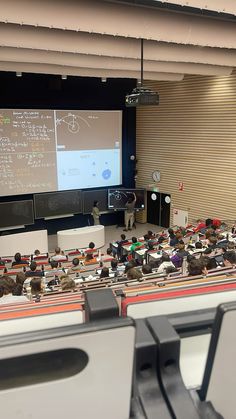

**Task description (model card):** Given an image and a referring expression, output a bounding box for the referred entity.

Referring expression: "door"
[147,191,161,225]
[160,193,171,228]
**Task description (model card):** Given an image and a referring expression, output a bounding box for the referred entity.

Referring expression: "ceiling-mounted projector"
[125,86,159,107]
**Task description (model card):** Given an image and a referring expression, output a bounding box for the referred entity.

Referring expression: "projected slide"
[0,109,122,196]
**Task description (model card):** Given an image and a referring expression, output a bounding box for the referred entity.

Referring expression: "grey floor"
[48,222,162,253]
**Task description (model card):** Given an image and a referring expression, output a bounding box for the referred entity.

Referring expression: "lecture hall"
[0,1,235,418]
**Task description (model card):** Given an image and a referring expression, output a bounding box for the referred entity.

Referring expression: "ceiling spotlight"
[16,71,22,77]
[61,75,67,80]
[101,77,107,83]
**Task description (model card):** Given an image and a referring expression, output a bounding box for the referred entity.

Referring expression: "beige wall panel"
[136,73,236,224]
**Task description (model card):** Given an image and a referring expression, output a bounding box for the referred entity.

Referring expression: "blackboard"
[83,189,108,214]
[0,200,34,228]
[34,190,82,219]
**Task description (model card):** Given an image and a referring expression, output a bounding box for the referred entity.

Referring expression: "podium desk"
[57,225,105,250]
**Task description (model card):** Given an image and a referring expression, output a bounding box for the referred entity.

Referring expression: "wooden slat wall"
[136,73,236,225]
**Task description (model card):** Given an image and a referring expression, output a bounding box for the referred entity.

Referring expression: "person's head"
[201,256,217,270]
[111,259,118,270]
[132,237,138,244]
[147,230,153,238]
[93,200,98,207]
[60,275,76,291]
[168,228,174,236]
[124,259,137,273]
[175,232,183,240]
[177,242,185,251]
[161,253,170,263]
[165,266,178,275]
[204,247,213,256]
[195,241,203,249]
[106,247,112,255]
[223,251,236,267]
[34,249,40,256]
[72,257,80,267]
[55,247,62,255]
[0,276,17,297]
[208,236,217,247]
[100,267,109,278]
[227,242,236,250]
[50,260,59,269]
[29,261,37,271]
[142,264,152,275]
[188,259,207,276]
[121,234,126,241]
[127,268,142,281]
[30,277,43,295]
[205,229,215,239]
[89,242,95,250]
[13,272,26,296]
[14,252,22,263]
[205,218,213,227]
[16,272,26,286]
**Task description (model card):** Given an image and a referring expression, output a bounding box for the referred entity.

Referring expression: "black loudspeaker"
[84,289,119,322]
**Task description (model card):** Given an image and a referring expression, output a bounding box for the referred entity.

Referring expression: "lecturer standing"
[92,200,101,225]
[124,193,136,231]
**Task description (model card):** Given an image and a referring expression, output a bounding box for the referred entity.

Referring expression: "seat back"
[200,301,236,418]
[0,317,135,419]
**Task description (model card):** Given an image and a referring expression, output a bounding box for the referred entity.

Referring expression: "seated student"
[124,259,137,274]
[11,252,28,267]
[67,257,81,274]
[223,251,236,268]
[85,242,95,255]
[169,231,182,247]
[100,267,110,279]
[13,272,26,296]
[0,257,5,266]
[227,241,236,250]
[104,247,114,259]
[116,234,128,259]
[0,275,29,304]
[187,258,207,277]
[44,261,64,284]
[142,264,152,275]
[33,249,41,259]
[176,241,189,258]
[60,275,76,291]
[25,261,43,278]
[147,230,155,239]
[50,247,67,262]
[207,235,218,250]
[126,267,143,281]
[168,228,176,243]
[201,255,217,270]
[30,277,44,297]
[157,254,175,273]
[130,237,143,253]
[110,258,118,272]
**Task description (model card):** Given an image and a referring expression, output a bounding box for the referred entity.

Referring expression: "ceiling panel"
[0,61,184,81]
[0,0,235,80]
[0,24,236,67]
